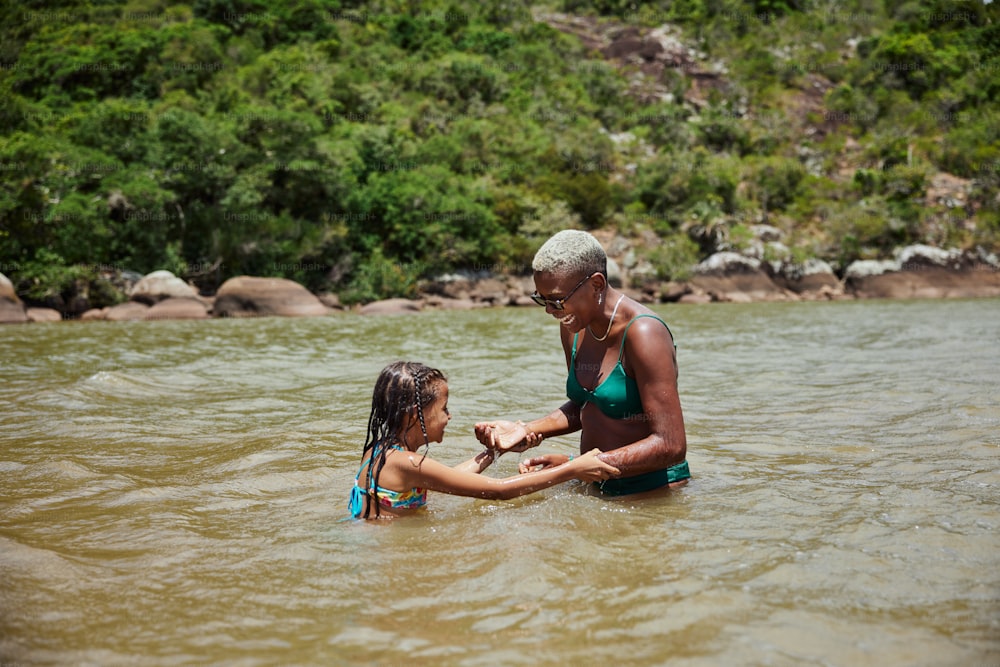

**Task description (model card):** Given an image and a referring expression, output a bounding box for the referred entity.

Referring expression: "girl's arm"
[452,432,544,474]
[397,449,618,500]
[452,448,496,475]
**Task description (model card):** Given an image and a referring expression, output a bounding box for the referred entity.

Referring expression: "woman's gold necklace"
[588,293,625,341]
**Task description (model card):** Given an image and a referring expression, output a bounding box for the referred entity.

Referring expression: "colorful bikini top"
[348,443,427,518]
[566,314,673,420]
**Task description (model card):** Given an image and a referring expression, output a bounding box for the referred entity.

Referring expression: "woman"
[475,230,689,495]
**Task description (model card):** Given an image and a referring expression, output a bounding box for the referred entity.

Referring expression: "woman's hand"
[474,420,541,453]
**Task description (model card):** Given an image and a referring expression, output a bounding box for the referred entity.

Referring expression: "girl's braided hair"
[357,361,445,518]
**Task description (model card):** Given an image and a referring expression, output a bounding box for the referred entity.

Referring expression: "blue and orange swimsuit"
[348,443,427,518]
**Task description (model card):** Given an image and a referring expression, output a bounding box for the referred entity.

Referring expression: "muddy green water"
[1,299,998,666]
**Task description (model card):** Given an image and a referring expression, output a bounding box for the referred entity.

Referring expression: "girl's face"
[420,381,451,444]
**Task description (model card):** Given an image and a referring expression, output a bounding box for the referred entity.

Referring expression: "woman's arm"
[594,318,687,475]
[474,402,581,452]
[473,316,584,452]
[397,449,618,500]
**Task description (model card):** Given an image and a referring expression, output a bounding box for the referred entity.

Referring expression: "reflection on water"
[1,299,998,665]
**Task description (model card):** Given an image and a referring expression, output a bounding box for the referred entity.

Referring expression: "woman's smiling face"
[532,271,598,331]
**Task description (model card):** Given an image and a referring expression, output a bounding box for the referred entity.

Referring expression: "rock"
[213,276,329,317]
[428,275,473,301]
[0,298,28,324]
[424,295,479,310]
[694,252,761,274]
[845,245,1000,299]
[925,173,971,208]
[469,278,507,304]
[129,270,199,304]
[26,307,62,322]
[0,272,28,324]
[317,292,343,310]
[689,252,793,302]
[0,272,19,302]
[659,281,692,302]
[678,291,712,304]
[750,224,784,243]
[773,258,843,296]
[143,297,209,320]
[80,308,108,321]
[105,302,150,321]
[606,257,623,288]
[359,298,424,315]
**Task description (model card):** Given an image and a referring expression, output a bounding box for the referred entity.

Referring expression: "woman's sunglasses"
[530,273,594,310]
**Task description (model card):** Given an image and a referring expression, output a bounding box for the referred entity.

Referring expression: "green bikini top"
[566,314,673,420]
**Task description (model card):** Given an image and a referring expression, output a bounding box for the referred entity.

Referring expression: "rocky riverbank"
[2,242,999,324]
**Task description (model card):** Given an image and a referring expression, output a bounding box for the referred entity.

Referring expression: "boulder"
[212,276,329,317]
[0,299,28,324]
[143,297,209,320]
[129,270,199,304]
[359,298,424,315]
[659,281,692,302]
[429,275,473,301]
[772,258,844,296]
[678,291,712,304]
[689,252,793,302]
[424,295,479,310]
[845,245,1000,299]
[317,292,344,310]
[469,278,508,305]
[0,272,28,324]
[606,256,623,288]
[0,272,19,302]
[26,307,62,322]
[80,308,108,321]
[105,302,150,321]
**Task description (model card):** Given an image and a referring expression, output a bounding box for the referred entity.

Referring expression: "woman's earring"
[599,292,605,306]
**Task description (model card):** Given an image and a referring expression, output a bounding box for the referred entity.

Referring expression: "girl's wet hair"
[357,361,446,518]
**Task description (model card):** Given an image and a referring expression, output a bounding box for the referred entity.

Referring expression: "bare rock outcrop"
[689,252,793,302]
[845,246,1000,299]
[771,258,846,300]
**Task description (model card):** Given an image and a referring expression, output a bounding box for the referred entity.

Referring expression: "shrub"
[642,232,701,283]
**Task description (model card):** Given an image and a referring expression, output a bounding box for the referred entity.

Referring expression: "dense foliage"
[1,0,997,306]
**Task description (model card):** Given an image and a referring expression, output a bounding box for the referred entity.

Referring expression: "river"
[1,298,998,666]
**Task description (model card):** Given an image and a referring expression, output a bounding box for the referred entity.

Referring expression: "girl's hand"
[474,420,540,453]
[567,449,620,482]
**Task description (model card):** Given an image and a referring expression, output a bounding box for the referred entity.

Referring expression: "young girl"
[349,361,619,519]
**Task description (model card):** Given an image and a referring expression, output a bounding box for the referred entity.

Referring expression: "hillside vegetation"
[1,0,997,307]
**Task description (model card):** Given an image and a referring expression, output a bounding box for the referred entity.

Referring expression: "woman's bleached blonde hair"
[532,229,607,278]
